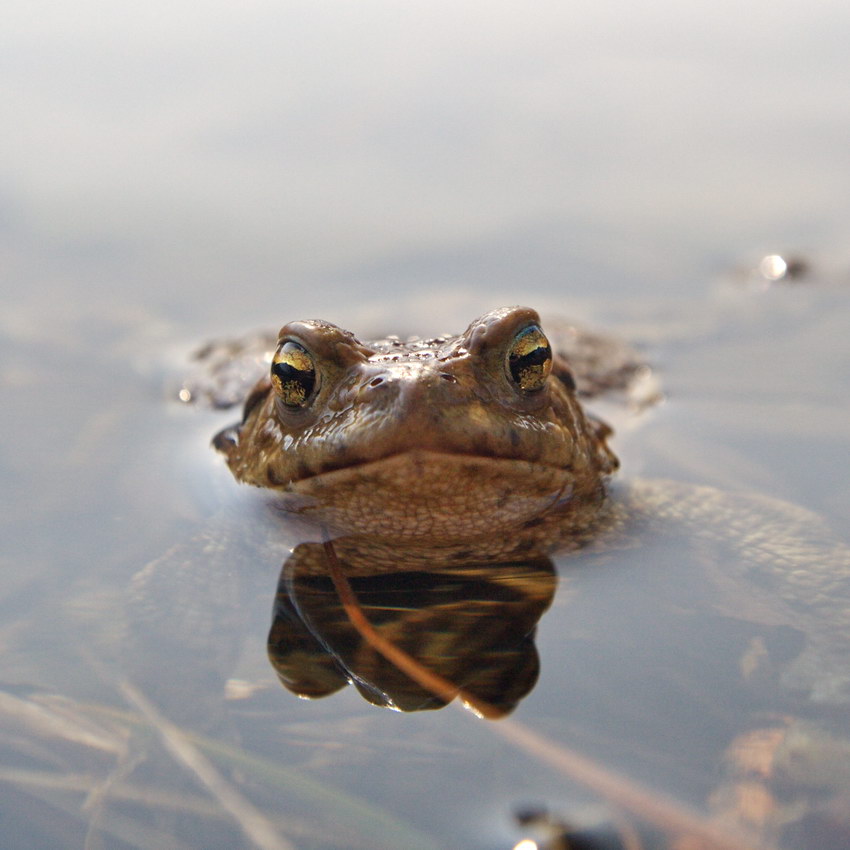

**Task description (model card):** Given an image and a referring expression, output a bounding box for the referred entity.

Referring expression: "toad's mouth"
[288,447,573,486]
[276,450,584,542]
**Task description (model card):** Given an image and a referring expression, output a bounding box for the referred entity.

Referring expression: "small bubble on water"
[759,254,788,281]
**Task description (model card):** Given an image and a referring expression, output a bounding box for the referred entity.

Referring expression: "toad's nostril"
[369,377,385,387]
[439,373,457,383]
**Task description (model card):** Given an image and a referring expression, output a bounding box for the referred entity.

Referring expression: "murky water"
[3,2,850,848]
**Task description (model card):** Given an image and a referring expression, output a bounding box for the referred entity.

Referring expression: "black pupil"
[510,344,549,372]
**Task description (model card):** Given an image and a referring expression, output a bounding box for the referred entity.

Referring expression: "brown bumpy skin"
[216,307,618,545]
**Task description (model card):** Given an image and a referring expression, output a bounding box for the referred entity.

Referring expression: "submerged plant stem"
[119,680,294,850]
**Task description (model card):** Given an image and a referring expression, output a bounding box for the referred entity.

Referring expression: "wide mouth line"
[287,449,565,487]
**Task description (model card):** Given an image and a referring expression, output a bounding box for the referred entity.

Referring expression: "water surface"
[2,2,850,847]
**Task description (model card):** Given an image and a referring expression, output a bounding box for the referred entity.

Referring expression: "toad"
[213,306,620,555]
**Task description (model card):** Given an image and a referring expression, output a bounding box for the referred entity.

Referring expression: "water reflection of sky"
[4,0,850,324]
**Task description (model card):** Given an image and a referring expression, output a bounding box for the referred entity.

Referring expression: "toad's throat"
[277,450,595,543]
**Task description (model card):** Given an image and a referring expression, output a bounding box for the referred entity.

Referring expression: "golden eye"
[507,325,552,392]
[271,340,317,409]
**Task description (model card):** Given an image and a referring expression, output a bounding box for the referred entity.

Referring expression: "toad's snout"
[355,361,461,413]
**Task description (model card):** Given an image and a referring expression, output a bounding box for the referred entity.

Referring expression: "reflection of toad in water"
[268,543,556,716]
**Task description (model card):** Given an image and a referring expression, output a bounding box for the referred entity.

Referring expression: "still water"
[2,2,850,848]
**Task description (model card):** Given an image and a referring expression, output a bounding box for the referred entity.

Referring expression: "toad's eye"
[271,340,317,409]
[507,325,552,392]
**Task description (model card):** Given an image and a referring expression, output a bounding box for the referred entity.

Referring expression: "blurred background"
[4,0,850,332]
